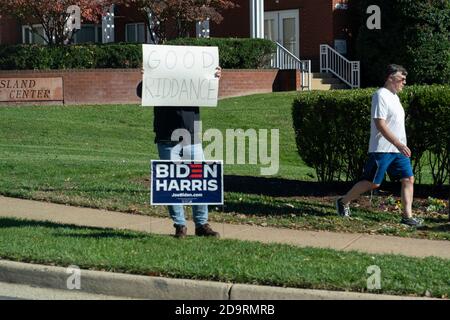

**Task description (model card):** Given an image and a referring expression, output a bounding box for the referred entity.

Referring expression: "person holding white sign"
[141,45,220,107]
[137,59,222,239]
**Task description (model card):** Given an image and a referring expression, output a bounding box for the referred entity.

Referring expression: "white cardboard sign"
[142,44,219,107]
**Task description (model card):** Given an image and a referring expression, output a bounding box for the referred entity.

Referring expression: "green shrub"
[166,37,276,69]
[292,89,373,182]
[0,43,142,70]
[0,38,275,70]
[292,85,450,186]
[404,85,450,186]
[94,43,142,69]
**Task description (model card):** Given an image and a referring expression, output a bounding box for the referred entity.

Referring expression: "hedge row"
[0,38,275,70]
[292,85,450,186]
[165,38,276,69]
[0,43,142,70]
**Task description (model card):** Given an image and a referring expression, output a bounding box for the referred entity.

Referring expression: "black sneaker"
[195,223,220,238]
[400,217,423,227]
[336,197,351,217]
[174,224,187,238]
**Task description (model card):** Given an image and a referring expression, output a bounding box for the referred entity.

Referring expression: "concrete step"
[311,83,349,90]
[310,73,350,90]
[312,72,333,78]
[311,77,343,85]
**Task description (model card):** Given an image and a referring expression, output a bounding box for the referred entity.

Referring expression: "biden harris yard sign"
[151,161,223,205]
[142,44,220,107]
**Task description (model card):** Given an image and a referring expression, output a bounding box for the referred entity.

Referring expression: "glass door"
[264,11,278,43]
[264,9,299,58]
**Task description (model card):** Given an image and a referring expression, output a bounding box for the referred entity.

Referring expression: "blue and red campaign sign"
[151,160,223,205]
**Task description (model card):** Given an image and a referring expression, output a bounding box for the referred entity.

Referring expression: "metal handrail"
[320,44,360,88]
[271,42,311,91]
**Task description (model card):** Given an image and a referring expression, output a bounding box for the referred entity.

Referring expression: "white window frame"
[125,22,146,43]
[22,24,48,44]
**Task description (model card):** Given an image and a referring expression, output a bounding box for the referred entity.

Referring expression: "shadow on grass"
[221,200,334,217]
[423,216,450,224]
[220,199,402,224]
[0,217,82,229]
[31,186,148,194]
[224,175,450,199]
[0,217,147,240]
[418,223,450,232]
[52,232,147,240]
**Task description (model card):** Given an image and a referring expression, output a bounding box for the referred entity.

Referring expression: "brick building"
[0,0,351,71]
[0,0,357,103]
[214,0,351,70]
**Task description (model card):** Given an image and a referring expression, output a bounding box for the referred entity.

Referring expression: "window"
[126,23,145,43]
[23,24,102,44]
[22,25,46,44]
[73,25,102,43]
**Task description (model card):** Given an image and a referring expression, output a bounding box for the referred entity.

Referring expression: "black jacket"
[137,81,200,143]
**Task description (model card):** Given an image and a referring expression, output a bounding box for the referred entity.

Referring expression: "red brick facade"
[0,69,299,105]
[0,1,351,66]
[0,16,21,44]
[213,0,350,70]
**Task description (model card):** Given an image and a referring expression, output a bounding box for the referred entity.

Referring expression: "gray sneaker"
[336,197,351,217]
[400,217,423,227]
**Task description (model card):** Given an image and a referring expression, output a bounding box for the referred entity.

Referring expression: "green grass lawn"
[0,217,448,298]
[0,92,448,240]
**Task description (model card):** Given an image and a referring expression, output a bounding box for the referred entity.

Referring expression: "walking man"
[336,64,423,227]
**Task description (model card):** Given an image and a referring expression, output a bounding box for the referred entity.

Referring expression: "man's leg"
[192,205,208,228]
[157,142,186,236]
[336,153,391,216]
[186,142,208,226]
[339,153,383,203]
[336,180,378,216]
[388,154,421,226]
[186,143,219,237]
[400,176,414,218]
[341,180,378,205]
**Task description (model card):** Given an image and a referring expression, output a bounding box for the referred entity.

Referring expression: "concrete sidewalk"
[0,196,449,259]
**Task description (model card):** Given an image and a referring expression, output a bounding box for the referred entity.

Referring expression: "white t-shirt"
[368,87,407,153]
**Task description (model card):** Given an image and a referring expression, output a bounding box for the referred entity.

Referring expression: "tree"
[124,0,236,43]
[350,0,450,86]
[0,0,116,45]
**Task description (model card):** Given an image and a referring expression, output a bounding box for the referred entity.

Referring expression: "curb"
[0,260,434,300]
[0,260,230,300]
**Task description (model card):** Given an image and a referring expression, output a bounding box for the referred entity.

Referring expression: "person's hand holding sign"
[215,66,222,79]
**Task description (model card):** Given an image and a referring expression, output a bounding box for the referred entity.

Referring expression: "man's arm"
[374,119,411,157]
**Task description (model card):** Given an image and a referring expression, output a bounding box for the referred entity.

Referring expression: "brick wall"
[0,69,300,105]
[0,69,141,105]
[211,0,251,38]
[0,16,21,44]
[219,69,280,98]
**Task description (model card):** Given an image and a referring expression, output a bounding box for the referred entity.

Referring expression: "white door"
[264,9,299,58]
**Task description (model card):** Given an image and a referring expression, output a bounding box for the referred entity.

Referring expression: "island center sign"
[0,78,63,102]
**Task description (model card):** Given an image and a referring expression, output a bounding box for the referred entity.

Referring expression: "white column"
[102,4,115,43]
[250,0,264,39]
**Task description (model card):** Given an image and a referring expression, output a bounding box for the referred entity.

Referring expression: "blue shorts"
[361,153,413,185]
